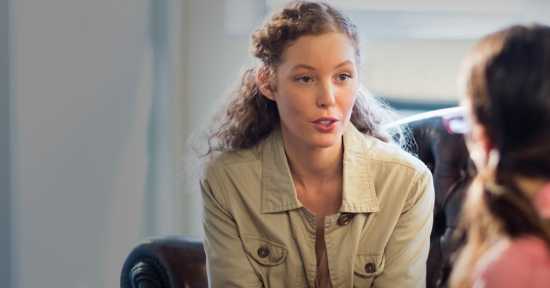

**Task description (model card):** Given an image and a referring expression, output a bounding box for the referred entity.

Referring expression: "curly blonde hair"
[207,1,395,154]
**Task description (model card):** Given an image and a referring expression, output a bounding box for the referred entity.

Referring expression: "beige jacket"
[201,124,434,288]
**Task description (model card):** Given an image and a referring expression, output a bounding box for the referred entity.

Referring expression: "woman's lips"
[312,117,338,133]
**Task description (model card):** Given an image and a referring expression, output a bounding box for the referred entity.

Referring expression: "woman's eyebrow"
[291,60,353,71]
[334,60,352,69]
[291,64,316,71]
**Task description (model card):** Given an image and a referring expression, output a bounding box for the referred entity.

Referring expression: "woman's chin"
[307,133,341,148]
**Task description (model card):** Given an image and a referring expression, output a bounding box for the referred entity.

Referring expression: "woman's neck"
[281,133,343,186]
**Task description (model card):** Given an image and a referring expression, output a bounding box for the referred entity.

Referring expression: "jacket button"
[365,262,376,274]
[257,245,270,258]
[337,213,355,226]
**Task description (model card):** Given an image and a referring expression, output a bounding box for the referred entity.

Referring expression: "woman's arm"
[373,169,435,287]
[201,178,263,287]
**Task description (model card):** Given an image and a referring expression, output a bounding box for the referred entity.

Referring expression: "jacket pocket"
[242,236,287,266]
[353,254,385,287]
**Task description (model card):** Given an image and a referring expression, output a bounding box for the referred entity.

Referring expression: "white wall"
[1,0,12,287]
[12,0,153,287]
[363,39,474,102]
[177,0,261,238]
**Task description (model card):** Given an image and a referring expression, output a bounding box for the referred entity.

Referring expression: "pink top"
[473,183,550,288]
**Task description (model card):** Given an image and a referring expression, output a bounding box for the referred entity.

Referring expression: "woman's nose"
[316,81,336,108]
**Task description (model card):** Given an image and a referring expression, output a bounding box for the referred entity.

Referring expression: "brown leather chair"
[120,108,475,288]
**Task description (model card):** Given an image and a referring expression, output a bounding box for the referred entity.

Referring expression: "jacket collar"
[260,124,380,214]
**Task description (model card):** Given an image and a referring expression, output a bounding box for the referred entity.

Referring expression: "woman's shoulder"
[352,129,430,177]
[374,138,426,169]
[475,236,550,288]
[202,145,262,180]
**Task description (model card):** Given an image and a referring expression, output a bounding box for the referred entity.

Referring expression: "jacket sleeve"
[201,176,263,288]
[373,169,435,288]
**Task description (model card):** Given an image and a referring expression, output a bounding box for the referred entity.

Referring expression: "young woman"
[200,1,434,287]
[449,24,550,288]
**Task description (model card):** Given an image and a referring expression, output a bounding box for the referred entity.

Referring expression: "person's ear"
[468,122,494,168]
[472,123,493,156]
[256,66,276,101]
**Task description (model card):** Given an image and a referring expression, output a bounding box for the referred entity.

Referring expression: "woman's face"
[263,32,359,149]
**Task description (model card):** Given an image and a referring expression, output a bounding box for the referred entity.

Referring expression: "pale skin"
[257,32,359,216]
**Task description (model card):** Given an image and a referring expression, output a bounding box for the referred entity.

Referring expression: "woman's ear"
[468,122,494,169]
[256,66,276,101]
[472,123,493,156]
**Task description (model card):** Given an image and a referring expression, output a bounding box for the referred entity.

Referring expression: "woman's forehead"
[279,32,357,70]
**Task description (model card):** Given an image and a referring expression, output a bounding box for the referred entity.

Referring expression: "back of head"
[451,24,550,288]
[462,24,550,179]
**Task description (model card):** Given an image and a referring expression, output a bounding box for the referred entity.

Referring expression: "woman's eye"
[336,73,352,81]
[295,75,314,83]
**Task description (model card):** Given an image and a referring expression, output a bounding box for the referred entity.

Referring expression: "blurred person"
[200,1,434,287]
[450,24,550,288]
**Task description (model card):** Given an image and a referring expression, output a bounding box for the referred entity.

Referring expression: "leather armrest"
[120,237,207,288]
